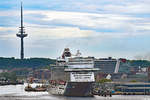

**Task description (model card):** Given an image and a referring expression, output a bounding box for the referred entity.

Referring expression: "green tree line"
[0,57,55,69]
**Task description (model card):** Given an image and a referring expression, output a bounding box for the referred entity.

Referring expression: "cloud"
[1,9,150,42]
[1,9,150,41]
[0,10,19,16]
[26,10,128,29]
[27,26,93,39]
[24,10,150,36]
[0,27,16,39]
[1,1,150,39]
[102,3,150,14]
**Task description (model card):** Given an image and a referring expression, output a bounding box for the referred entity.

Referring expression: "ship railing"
[64,68,100,72]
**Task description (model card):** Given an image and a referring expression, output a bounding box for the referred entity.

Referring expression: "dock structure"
[16,2,28,59]
[112,82,150,95]
[92,82,150,96]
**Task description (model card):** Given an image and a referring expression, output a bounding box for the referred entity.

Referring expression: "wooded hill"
[0,57,55,69]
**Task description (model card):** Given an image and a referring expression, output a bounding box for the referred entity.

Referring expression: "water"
[0,84,150,100]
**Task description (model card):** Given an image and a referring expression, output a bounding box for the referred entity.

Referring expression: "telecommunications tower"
[16,2,28,59]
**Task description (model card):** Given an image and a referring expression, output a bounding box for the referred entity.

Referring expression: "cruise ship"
[48,48,99,96]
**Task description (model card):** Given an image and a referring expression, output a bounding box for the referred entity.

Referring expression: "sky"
[0,0,150,60]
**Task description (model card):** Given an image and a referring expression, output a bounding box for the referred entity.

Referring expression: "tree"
[97,78,112,83]
[0,72,17,82]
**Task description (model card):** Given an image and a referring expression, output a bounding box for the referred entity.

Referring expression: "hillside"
[119,60,150,73]
[0,57,55,69]
[129,60,150,67]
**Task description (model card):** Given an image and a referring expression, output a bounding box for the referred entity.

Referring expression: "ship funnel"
[62,48,71,58]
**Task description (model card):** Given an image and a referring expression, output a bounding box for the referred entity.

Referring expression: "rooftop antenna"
[16,2,28,59]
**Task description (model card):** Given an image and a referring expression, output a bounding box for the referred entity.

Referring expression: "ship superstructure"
[48,48,99,96]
